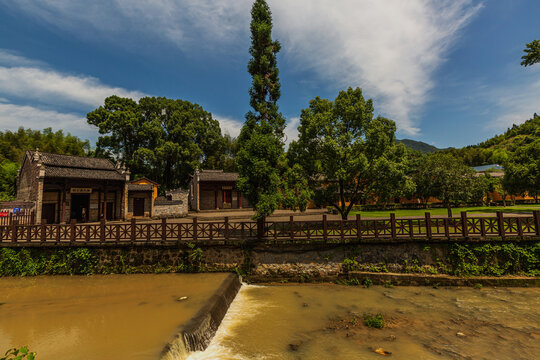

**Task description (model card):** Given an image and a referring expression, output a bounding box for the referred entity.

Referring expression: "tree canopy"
[503,139,540,202]
[87,96,228,190]
[236,0,286,220]
[0,127,90,200]
[521,39,540,67]
[289,87,411,219]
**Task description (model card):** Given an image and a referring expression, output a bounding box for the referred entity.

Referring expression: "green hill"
[397,139,441,153]
[441,114,540,166]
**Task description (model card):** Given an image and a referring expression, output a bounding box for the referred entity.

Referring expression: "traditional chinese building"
[15,150,155,223]
[189,169,250,211]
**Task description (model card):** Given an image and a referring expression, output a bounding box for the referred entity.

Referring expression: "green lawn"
[349,204,540,218]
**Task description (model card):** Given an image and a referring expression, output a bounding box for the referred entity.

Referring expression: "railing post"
[30,211,35,225]
[390,213,396,239]
[461,211,468,238]
[161,218,167,241]
[534,211,540,236]
[443,217,450,238]
[193,217,198,241]
[408,219,414,238]
[11,220,17,243]
[356,214,362,240]
[70,219,76,242]
[517,217,523,236]
[224,217,229,241]
[480,217,486,237]
[9,212,12,226]
[100,219,106,242]
[425,212,432,239]
[289,216,294,240]
[497,211,505,238]
[131,218,136,242]
[323,214,328,242]
[374,219,379,238]
[41,219,46,243]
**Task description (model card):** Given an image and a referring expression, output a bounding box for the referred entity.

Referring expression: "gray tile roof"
[198,170,238,182]
[30,150,117,170]
[27,150,126,181]
[43,166,125,181]
[128,184,154,191]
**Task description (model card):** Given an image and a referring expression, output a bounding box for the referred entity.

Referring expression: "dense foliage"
[87,96,232,189]
[0,128,90,200]
[521,39,540,67]
[289,87,413,219]
[236,0,286,220]
[441,114,539,166]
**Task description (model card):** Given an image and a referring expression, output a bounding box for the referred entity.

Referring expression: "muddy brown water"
[189,284,540,360]
[0,273,230,360]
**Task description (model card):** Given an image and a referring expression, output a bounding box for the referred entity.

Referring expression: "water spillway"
[161,274,242,359]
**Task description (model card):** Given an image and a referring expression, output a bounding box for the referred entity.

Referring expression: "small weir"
[161,274,242,359]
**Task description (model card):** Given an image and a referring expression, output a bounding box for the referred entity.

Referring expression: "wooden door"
[106,202,114,220]
[133,198,145,217]
[41,203,56,224]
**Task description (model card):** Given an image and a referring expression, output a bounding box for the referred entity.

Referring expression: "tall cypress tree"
[237,0,285,225]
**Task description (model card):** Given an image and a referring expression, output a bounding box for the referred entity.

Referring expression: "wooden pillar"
[390,213,397,238]
[103,184,108,221]
[534,211,540,236]
[461,211,468,238]
[425,212,432,239]
[238,191,242,209]
[497,211,505,238]
[215,187,219,210]
[193,217,198,241]
[224,216,229,240]
[161,218,167,241]
[61,189,66,224]
[356,214,362,240]
[131,218,136,242]
[323,214,328,242]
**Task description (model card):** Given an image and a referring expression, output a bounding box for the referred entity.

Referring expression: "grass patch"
[363,313,385,329]
[350,204,540,218]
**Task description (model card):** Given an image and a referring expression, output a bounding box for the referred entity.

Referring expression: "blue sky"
[0,0,538,148]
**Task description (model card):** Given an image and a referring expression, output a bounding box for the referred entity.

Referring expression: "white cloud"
[213,115,243,138]
[489,78,540,130]
[0,50,146,108]
[0,103,95,140]
[284,117,299,145]
[5,1,482,135]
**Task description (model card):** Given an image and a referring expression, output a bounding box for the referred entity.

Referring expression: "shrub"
[363,313,385,329]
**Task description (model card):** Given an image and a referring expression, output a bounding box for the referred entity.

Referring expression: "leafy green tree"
[87,96,226,189]
[289,87,410,219]
[503,139,540,203]
[413,153,479,216]
[521,39,540,67]
[0,127,89,164]
[0,161,19,200]
[236,0,285,223]
[0,127,90,200]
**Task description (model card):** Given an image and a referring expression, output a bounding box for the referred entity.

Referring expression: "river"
[0,273,230,359]
[1,275,539,359]
[189,283,540,360]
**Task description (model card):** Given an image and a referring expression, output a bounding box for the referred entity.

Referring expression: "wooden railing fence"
[0,211,539,245]
[0,211,35,226]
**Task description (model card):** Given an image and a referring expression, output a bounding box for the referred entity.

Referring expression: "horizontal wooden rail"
[0,211,539,246]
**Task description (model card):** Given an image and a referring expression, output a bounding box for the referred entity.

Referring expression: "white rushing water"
[186,285,266,360]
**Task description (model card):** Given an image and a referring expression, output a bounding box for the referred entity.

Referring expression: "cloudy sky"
[0,0,538,148]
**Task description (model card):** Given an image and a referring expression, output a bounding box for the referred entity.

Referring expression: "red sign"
[0,212,8,217]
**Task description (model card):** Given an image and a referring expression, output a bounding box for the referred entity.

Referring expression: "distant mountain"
[397,139,441,153]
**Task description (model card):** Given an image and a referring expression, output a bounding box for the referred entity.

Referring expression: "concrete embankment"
[161,273,242,359]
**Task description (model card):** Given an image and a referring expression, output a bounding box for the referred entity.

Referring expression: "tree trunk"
[341,212,348,220]
[447,205,452,218]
